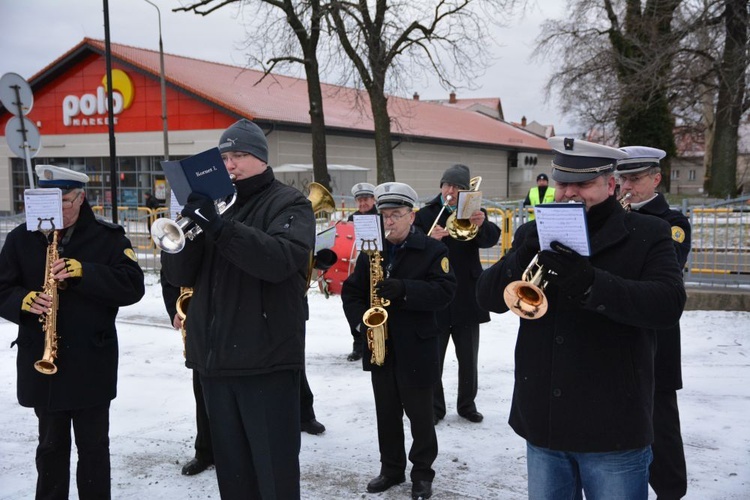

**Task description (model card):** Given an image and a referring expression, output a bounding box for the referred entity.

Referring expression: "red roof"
[25,38,551,152]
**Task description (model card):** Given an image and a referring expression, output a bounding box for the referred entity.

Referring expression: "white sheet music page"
[352,214,383,252]
[534,202,591,256]
[24,188,63,231]
[456,190,483,219]
[169,190,183,220]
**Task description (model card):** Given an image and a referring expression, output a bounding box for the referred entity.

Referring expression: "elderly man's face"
[618,169,661,204]
[381,207,415,244]
[440,183,461,207]
[554,175,615,211]
[356,194,375,214]
[61,189,85,228]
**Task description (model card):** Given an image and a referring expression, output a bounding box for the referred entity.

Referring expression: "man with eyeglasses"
[342,182,456,500]
[161,118,316,499]
[0,164,145,499]
[476,137,686,500]
[618,146,691,500]
[413,164,500,426]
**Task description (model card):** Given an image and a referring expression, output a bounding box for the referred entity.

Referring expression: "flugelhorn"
[151,175,237,254]
[503,253,549,320]
[445,176,482,241]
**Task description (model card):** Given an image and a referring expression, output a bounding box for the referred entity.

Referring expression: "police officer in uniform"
[0,165,145,499]
[618,146,691,500]
[342,182,456,500]
[413,164,500,424]
[523,173,556,221]
[346,182,378,361]
[477,138,686,500]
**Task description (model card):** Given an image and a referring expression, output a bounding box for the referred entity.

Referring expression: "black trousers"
[300,370,316,423]
[34,401,111,500]
[191,370,213,463]
[201,370,301,500]
[650,389,687,499]
[371,366,437,482]
[433,323,480,418]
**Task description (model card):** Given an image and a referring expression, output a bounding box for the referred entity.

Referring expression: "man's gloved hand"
[63,258,83,278]
[376,279,405,301]
[536,241,594,302]
[181,192,224,234]
[21,291,44,315]
[515,229,540,268]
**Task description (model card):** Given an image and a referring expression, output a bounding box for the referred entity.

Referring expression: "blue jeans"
[526,442,652,500]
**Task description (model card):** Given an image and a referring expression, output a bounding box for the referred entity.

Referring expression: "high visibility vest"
[527,186,555,220]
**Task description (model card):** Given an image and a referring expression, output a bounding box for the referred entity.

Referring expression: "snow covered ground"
[1,274,748,499]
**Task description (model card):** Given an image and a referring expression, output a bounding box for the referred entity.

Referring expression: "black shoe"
[366,474,405,493]
[181,457,212,476]
[412,480,433,499]
[301,418,326,435]
[347,350,362,361]
[459,410,484,423]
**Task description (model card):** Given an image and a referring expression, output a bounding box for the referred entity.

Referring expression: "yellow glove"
[63,258,83,278]
[21,291,41,313]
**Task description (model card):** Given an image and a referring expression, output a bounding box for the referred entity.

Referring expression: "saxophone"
[175,287,193,359]
[361,239,390,366]
[35,229,61,375]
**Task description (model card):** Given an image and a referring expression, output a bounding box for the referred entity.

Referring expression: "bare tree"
[176,0,335,192]
[327,0,509,183]
[537,0,749,196]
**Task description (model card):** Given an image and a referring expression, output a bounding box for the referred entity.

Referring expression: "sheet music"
[456,190,483,219]
[534,203,590,256]
[24,188,63,231]
[169,190,183,220]
[314,225,337,253]
[352,214,384,252]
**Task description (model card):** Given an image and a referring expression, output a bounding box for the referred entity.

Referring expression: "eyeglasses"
[62,192,82,208]
[382,211,411,222]
[617,172,652,184]
[221,152,252,163]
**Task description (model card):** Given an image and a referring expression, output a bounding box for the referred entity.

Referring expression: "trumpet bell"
[503,280,548,320]
[151,217,187,254]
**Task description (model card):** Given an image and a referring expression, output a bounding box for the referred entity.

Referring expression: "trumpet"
[618,192,632,212]
[151,176,237,254]
[444,176,482,241]
[503,253,549,320]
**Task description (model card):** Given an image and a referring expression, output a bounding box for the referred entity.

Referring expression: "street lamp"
[144,0,169,161]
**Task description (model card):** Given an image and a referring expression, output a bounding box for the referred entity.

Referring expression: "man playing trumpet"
[476,138,686,500]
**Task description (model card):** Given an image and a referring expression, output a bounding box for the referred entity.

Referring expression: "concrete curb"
[685,287,750,311]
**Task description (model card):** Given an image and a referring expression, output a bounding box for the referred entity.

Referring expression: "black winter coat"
[161,168,316,376]
[634,192,691,391]
[0,201,145,410]
[341,227,457,387]
[414,195,500,327]
[476,196,686,452]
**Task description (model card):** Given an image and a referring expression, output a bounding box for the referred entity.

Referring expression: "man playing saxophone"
[342,182,456,500]
[0,165,145,499]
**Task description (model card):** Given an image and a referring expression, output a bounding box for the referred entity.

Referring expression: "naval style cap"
[549,137,628,183]
[351,182,376,199]
[617,146,666,174]
[35,165,89,189]
[375,182,419,209]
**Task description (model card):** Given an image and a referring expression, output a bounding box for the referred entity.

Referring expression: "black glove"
[376,279,405,301]
[515,229,540,268]
[181,192,224,234]
[536,241,594,302]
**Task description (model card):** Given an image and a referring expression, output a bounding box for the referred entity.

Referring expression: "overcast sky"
[0,0,577,133]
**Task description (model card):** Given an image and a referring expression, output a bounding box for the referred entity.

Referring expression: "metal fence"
[1,197,748,288]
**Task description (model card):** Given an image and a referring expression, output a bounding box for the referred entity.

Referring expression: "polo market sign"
[62,69,134,126]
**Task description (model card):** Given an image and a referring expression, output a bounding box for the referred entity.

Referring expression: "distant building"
[0,39,553,215]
